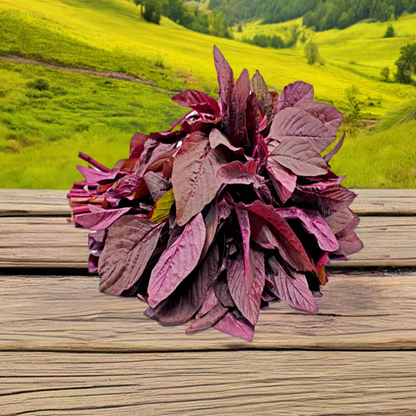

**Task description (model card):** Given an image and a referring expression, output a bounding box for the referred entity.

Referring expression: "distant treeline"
[135,0,232,38]
[304,0,416,31]
[241,24,300,49]
[206,0,314,25]
[203,0,416,29]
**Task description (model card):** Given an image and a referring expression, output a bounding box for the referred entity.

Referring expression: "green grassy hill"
[0,0,415,189]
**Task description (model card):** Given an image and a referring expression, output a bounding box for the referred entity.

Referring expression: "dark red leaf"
[172,89,220,116]
[297,101,343,136]
[217,160,264,188]
[172,132,228,226]
[213,45,234,112]
[270,138,328,177]
[228,69,251,146]
[276,207,339,252]
[129,132,148,158]
[185,303,228,335]
[267,256,318,313]
[148,212,206,307]
[243,201,314,272]
[98,216,163,295]
[269,107,335,153]
[145,243,220,326]
[266,160,297,204]
[227,248,265,326]
[277,81,314,112]
[251,70,273,126]
[324,132,346,163]
[214,311,254,341]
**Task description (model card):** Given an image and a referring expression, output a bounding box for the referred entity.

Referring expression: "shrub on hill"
[384,23,395,38]
[304,40,319,65]
[381,66,390,82]
[395,42,416,85]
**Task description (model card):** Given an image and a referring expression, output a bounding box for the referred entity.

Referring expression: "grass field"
[0,0,415,189]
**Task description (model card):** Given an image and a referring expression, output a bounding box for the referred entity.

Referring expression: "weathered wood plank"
[1,216,415,268]
[2,350,416,415]
[1,189,416,217]
[1,273,416,352]
[0,189,69,217]
[350,189,416,216]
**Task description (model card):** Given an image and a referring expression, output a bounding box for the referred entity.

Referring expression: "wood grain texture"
[1,216,415,268]
[2,350,416,415]
[351,189,416,216]
[2,189,416,217]
[0,189,69,217]
[1,273,416,352]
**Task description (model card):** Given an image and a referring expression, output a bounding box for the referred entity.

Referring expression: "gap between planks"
[1,350,416,416]
[1,273,416,352]
[1,189,416,217]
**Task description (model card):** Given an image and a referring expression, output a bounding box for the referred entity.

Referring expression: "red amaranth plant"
[67,46,363,341]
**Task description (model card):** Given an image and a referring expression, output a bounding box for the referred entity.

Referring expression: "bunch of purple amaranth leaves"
[67,46,363,342]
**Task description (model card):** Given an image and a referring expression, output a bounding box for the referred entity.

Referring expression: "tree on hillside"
[134,0,165,24]
[395,43,416,85]
[381,66,390,82]
[346,86,361,120]
[304,40,319,65]
[384,24,395,38]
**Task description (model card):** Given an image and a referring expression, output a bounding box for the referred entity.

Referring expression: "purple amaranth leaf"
[201,200,219,260]
[334,230,364,256]
[98,216,164,295]
[214,272,235,307]
[325,208,356,235]
[217,160,264,188]
[228,69,251,147]
[77,165,121,185]
[143,171,171,203]
[88,229,107,251]
[75,207,131,231]
[197,282,219,318]
[172,89,220,116]
[148,213,206,308]
[269,138,328,177]
[243,200,314,272]
[145,243,220,326]
[276,207,339,252]
[294,183,357,216]
[246,92,260,148]
[267,256,318,313]
[209,129,246,157]
[129,132,148,158]
[235,206,253,291]
[297,101,343,136]
[213,45,234,113]
[324,132,346,163]
[227,248,265,326]
[277,81,314,112]
[107,175,142,200]
[266,160,297,204]
[269,108,335,153]
[172,132,228,226]
[88,253,99,274]
[332,212,363,256]
[214,311,255,341]
[186,303,228,335]
[251,70,273,126]
[218,199,232,221]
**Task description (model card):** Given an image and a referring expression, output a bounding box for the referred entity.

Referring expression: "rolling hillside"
[0,0,415,189]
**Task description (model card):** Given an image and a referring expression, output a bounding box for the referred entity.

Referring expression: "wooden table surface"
[1,189,416,415]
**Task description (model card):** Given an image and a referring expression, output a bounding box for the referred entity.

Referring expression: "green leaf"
[148,188,175,222]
